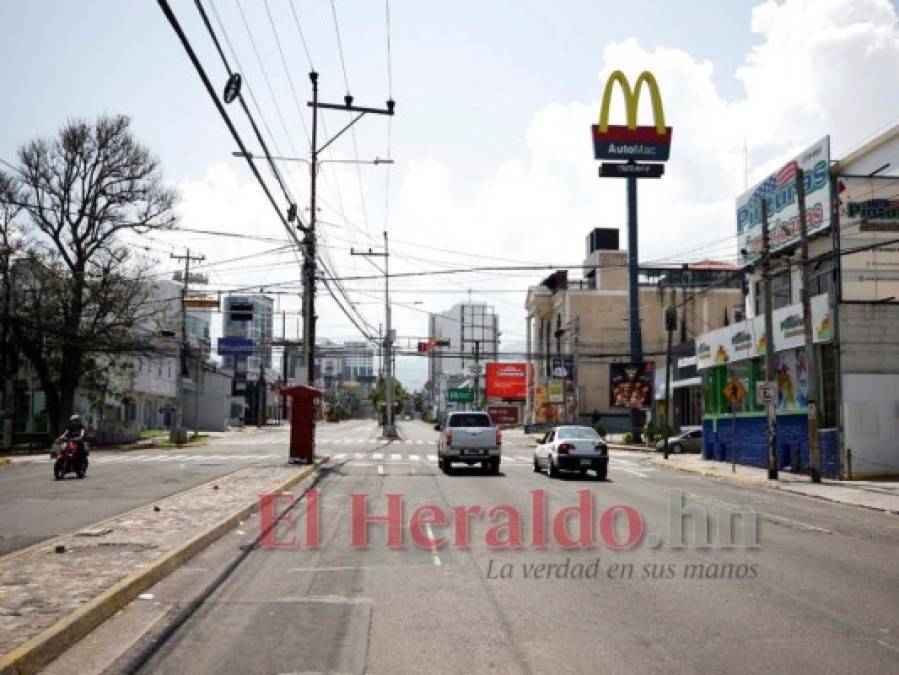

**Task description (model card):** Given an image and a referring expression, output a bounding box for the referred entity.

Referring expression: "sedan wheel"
[533,456,541,472]
[548,458,559,478]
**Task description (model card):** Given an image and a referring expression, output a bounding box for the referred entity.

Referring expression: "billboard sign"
[609,362,654,409]
[218,337,255,355]
[487,404,519,426]
[837,175,899,302]
[591,71,672,162]
[485,362,527,400]
[736,137,831,265]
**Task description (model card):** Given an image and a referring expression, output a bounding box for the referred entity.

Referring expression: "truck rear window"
[448,414,492,427]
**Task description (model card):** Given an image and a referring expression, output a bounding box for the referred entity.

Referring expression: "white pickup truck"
[435,411,502,474]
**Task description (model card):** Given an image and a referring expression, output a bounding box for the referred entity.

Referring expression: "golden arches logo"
[591,70,672,162]
[598,70,667,134]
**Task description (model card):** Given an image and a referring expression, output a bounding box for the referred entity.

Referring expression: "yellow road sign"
[723,378,747,407]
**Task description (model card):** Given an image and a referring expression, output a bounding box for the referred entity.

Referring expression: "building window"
[771,269,792,311]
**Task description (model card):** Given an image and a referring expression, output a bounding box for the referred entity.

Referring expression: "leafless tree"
[0,115,177,435]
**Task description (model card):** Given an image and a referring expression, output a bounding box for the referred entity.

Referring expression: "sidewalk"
[0,459,323,674]
[649,453,899,514]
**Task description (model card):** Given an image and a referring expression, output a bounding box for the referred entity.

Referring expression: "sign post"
[592,70,672,443]
[723,377,747,473]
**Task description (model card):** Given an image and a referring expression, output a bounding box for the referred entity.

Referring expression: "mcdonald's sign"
[591,70,672,162]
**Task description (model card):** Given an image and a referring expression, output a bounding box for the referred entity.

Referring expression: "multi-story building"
[221,294,274,372]
[427,302,500,420]
[696,127,899,479]
[525,228,742,432]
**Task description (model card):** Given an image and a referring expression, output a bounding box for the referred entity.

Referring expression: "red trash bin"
[281,385,323,463]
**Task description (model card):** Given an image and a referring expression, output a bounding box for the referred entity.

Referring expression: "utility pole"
[662,291,677,460]
[351,232,396,438]
[761,202,778,480]
[306,72,395,392]
[473,339,481,410]
[281,310,288,422]
[170,249,204,445]
[796,167,822,482]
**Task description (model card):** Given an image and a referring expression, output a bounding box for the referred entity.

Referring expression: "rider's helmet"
[69,414,82,424]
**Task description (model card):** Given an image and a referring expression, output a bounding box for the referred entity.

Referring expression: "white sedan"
[533,425,609,480]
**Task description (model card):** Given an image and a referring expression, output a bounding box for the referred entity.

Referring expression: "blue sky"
[3,1,898,388]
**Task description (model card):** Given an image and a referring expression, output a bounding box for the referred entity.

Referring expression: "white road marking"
[334,453,346,460]
[618,467,649,478]
[427,454,437,462]
[373,453,383,460]
[424,523,442,566]
[416,440,424,445]
[409,454,420,462]
[391,453,403,461]
[354,452,364,459]
[377,464,385,475]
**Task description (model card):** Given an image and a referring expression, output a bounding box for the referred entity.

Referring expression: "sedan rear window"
[556,427,600,440]
[448,414,492,427]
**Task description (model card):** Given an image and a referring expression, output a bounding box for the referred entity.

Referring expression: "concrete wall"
[838,303,899,477]
[183,370,232,432]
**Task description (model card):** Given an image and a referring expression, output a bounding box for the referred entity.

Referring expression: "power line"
[155,0,294,236]
[194,0,298,210]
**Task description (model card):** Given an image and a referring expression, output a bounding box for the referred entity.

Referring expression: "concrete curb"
[647,457,899,514]
[647,457,767,486]
[0,459,325,675]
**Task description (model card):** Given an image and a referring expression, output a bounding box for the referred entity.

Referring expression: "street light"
[231,151,394,166]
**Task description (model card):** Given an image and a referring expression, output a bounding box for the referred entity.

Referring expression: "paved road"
[43,420,899,674]
[0,420,376,555]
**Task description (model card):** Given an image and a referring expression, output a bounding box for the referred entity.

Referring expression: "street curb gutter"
[0,459,325,675]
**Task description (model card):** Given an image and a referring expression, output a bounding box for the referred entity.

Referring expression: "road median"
[0,458,326,675]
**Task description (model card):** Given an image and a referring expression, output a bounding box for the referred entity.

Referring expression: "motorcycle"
[52,438,89,480]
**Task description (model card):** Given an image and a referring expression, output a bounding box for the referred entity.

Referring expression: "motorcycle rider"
[58,414,88,455]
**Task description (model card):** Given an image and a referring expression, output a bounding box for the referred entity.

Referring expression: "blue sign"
[218,337,255,355]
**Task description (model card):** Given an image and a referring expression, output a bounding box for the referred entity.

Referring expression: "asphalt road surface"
[42,420,899,674]
[0,420,375,554]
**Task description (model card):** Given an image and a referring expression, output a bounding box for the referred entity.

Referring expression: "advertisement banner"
[837,175,899,302]
[609,362,654,409]
[736,137,831,266]
[695,294,832,370]
[548,379,564,403]
[775,347,809,411]
[487,404,520,426]
[485,362,527,400]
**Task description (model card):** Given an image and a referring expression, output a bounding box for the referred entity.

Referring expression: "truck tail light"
[557,443,573,454]
[496,429,502,445]
[444,428,452,444]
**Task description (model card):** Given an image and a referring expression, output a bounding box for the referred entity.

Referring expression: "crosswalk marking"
[427,454,437,462]
[334,453,346,460]
[391,453,402,461]
[373,452,383,460]
[409,454,420,462]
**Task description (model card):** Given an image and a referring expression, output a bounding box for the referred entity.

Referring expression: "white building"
[428,303,500,419]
